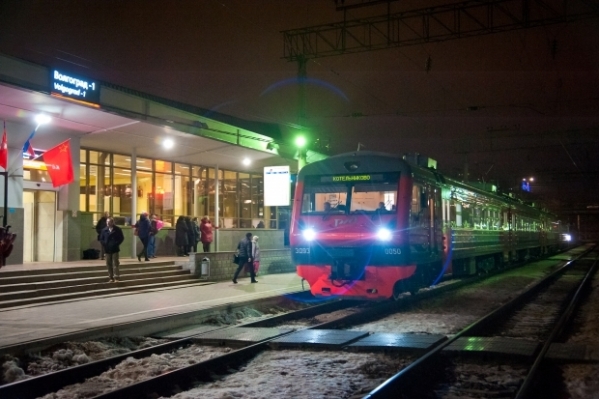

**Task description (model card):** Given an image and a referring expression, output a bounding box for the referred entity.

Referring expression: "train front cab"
[291,154,448,300]
[291,155,419,300]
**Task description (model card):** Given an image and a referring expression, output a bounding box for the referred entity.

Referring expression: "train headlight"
[562,234,572,242]
[376,228,392,241]
[302,228,317,241]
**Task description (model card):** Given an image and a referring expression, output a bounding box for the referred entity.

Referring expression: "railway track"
[363,245,598,399]
[0,247,587,398]
[0,295,358,399]
[0,272,468,398]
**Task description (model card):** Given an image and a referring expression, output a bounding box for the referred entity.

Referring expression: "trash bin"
[201,257,210,278]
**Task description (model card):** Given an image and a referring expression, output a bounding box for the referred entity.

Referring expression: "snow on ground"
[160,350,411,399]
[1,336,169,384]
[37,345,232,399]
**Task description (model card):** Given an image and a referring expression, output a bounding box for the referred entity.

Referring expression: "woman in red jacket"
[199,216,219,252]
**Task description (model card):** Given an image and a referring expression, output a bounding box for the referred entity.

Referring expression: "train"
[290,151,569,300]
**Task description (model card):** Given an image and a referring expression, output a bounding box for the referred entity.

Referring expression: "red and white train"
[290,151,568,300]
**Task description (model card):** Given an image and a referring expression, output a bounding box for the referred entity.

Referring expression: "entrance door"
[23,190,56,262]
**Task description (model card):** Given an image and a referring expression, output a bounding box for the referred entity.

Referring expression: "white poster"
[264,166,290,206]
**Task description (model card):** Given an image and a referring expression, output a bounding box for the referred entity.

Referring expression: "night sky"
[1,0,598,211]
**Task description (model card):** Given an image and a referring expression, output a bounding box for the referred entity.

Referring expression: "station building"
[0,53,325,265]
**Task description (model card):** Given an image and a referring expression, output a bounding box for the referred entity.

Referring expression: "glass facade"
[77,148,279,229]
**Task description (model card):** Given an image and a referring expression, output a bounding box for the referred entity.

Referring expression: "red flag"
[0,125,7,170]
[44,139,74,187]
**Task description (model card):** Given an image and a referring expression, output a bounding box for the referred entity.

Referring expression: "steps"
[0,261,207,309]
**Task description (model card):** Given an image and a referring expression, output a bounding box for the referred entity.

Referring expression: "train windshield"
[300,173,399,214]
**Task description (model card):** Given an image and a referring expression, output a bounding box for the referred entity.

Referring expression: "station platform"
[0,259,307,353]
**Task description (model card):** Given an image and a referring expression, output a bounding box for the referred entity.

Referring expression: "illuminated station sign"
[50,69,100,104]
[264,166,291,206]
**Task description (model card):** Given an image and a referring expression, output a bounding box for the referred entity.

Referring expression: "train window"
[351,184,397,212]
[461,204,471,228]
[411,185,422,214]
[447,200,465,228]
[300,184,349,214]
[473,207,481,228]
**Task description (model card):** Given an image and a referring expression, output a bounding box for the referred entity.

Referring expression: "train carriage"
[290,151,566,300]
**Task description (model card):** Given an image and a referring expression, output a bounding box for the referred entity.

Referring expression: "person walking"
[232,232,257,284]
[251,235,261,276]
[134,212,151,261]
[100,217,124,282]
[199,216,219,252]
[147,214,159,259]
[175,216,189,256]
[95,211,109,260]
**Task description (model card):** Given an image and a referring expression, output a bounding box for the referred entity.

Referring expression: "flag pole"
[2,168,6,227]
[1,120,6,227]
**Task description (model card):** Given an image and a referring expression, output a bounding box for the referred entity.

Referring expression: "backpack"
[83,248,100,259]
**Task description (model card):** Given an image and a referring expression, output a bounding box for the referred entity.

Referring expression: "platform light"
[162,138,174,149]
[242,157,251,166]
[35,114,51,126]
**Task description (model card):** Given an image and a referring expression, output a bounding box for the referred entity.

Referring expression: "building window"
[79,148,279,230]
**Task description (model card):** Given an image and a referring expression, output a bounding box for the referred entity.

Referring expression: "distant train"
[290,151,569,300]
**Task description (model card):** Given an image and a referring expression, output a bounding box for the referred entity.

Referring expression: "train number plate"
[384,248,402,255]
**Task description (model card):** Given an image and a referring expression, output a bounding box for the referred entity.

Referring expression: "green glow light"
[295,136,307,148]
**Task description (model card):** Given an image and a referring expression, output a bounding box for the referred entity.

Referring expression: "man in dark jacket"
[100,217,125,282]
[232,232,257,284]
[135,212,151,261]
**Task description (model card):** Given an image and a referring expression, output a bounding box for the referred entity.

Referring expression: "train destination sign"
[50,69,100,104]
[332,174,371,182]
[321,174,386,183]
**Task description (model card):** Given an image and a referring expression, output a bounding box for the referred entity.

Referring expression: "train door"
[409,183,442,261]
[23,190,57,262]
[409,183,429,261]
[502,206,514,262]
[429,187,443,257]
